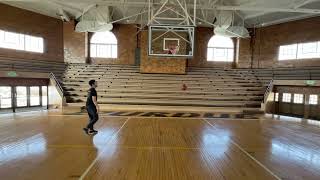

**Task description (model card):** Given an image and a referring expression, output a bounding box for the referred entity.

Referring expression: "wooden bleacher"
[63,64,265,113]
[247,67,320,86]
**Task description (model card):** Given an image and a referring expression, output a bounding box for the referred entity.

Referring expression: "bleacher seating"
[248,67,320,86]
[63,64,265,113]
[62,64,320,114]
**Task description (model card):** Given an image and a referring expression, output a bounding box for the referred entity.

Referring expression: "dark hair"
[89,80,96,86]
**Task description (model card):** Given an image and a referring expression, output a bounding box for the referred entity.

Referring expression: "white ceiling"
[2,0,320,27]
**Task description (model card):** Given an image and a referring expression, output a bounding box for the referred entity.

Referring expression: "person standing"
[83,80,99,135]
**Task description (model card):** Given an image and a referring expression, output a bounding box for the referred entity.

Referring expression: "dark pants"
[86,106,99,130]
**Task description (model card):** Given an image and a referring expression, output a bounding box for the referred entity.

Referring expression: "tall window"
[90,31,117,58]
[279,41,320,60]
[207,35,234,62]
[0,30,43,53]
[0,86,12,108]
[275,93,279,102]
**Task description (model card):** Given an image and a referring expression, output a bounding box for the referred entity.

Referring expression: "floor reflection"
[201,124,231,157]
[271,139,320,168]
[0,134,46,164]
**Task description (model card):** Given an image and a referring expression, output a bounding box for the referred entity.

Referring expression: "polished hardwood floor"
[0,111,320,180]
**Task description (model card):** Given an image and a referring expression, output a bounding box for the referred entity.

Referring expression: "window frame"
[293,94,304,104]
[207,35,234,62]
[279,41,320,61]
[309,94,318,105]
[0,29,44,53]
[90,31,118,58]
[282,93,292,103]
[275,92,279,102]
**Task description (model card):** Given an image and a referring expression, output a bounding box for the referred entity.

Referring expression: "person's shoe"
[83,128,89,134]
[88,129,98,135]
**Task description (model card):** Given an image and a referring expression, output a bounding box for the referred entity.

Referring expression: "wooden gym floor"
[1,111,320,180]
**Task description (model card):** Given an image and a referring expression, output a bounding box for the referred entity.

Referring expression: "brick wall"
[0,77,48,86]
[189,27,237,68]
[238,17,320,68]
[0,3,63,62]
[140,30,187,74]
[90,24,137,65]
[63,20,88,63]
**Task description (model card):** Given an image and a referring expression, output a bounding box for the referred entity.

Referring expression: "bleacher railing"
[49,72,64,98]
[263,79,274,103]
[253,67,320,80]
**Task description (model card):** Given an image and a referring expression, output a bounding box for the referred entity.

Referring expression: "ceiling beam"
[4,0,320,14]
[245,0,320,19]
[257,13,320,27]
[294,0,319,9]
[48,0,83,18]
[215,6,320,14]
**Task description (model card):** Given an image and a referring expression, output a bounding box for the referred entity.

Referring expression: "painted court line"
[79,117,130,180]
[47,145,97,149]
[202,118,281,180]
[116,145,201,150]
[48,114,259,121]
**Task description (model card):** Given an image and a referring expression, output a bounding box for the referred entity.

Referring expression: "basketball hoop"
[148,25,195,57]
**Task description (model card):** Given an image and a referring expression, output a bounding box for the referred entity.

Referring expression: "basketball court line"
[48,114,260,121]
[79,116,279,179]
[79,117,130,180]
[202,118,281,180]
[47,145,98,149]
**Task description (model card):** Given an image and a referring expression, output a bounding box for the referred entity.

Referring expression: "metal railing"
[263,79,274,103]
[253,67,320,81]
[49,72,64,98]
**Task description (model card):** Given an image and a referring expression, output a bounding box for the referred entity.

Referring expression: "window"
[279,44,298,60]
[0,86,12,108]
[30,86,40,106]
[275,93,279,102]
[282,93,292,103]
[309,95,318,105]
[42,86,47,106]
[16,86,27,107]
[90,31,117,58]
[293,94,304,104]
[0,30,44,53]
[207,35,234,62]
[25,35,44,53]
[279,41,320,60]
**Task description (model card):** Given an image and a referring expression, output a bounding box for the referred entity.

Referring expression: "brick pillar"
[63,20,88,63]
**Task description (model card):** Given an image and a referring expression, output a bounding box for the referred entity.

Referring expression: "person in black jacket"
[83,79,99,135]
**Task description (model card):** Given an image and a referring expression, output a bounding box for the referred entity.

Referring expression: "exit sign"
[305,80,316,86]
[7,71,18,77]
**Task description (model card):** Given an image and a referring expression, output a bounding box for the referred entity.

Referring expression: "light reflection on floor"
[0,134,46,163]
[0,111,320,179]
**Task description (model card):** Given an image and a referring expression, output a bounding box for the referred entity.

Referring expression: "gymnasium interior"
[0,0,320,179]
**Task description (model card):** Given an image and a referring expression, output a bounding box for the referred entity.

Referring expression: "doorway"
[0,86,48,113]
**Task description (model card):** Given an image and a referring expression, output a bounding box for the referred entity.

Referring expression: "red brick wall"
[238,17,320,68]
[90,24,137,65]
[63,21,88,63]
[140,30,187,74]
[237,38,252,68]
[0,3,63,62]
[0,77,48,86]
